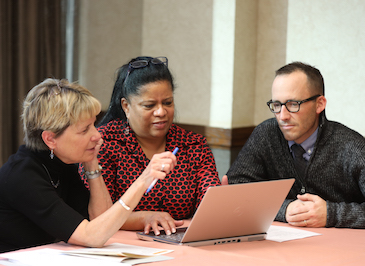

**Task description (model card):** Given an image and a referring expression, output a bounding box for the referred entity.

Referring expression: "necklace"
[42,164,60,188]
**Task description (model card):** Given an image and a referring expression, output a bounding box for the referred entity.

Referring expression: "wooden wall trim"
[176,123,255,149]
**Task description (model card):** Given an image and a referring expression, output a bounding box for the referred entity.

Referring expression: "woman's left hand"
[83,138,103,171]
[94,138,103,156]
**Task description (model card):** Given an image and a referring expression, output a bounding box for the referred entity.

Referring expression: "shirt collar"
[288,127,318,156]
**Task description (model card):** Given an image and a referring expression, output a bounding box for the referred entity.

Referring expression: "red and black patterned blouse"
[94,119,221,219]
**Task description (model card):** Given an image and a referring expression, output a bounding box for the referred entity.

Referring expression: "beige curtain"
[0,0,66,166]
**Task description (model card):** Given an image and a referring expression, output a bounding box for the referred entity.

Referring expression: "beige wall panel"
[287,0,365,135]
[231,0,258,128]
[254,0,288,126]
[78,0,143,109]
[141,0,213,126]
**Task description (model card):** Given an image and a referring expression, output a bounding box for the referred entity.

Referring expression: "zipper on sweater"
[293,165,306,194]
[298,119,323,196]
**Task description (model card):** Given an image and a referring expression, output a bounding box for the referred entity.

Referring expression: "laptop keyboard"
[159,232,184,241]
[157,227,188,242]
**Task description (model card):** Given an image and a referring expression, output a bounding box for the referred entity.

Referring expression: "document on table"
[0,243,174,266]
[266,225,321,242]
[63,242,173,259]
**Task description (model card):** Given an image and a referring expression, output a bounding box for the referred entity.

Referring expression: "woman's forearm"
[87,175,113,220]
[69,179,146,247]
[71,151,176,247]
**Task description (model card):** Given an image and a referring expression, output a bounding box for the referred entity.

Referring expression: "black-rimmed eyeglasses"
[124,57,168,84]
[266,94,321,113]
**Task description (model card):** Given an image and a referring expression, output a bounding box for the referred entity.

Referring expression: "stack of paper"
[1,243,174,265]
[63,243,174,263]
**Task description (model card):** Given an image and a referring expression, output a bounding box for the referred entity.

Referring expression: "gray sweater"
[227,114,365,228]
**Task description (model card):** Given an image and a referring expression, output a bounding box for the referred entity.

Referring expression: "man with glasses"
[224,62,365,228]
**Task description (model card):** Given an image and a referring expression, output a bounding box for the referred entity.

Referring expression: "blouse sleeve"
[97,139,120,203]
[193,138,221,209]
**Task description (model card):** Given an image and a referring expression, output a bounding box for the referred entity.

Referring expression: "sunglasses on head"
[124,57,168,83]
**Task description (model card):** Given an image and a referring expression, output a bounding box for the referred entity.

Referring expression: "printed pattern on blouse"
[95,119,221,219]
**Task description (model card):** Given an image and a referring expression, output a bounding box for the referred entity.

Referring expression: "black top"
[0,145,89,253]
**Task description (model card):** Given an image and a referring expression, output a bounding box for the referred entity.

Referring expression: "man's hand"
[286,193,327,227]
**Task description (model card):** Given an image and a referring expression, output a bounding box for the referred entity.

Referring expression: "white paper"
[63,242,173,259]
[266,225,321,242]
[2,249,117,266]
[1,247,173,266]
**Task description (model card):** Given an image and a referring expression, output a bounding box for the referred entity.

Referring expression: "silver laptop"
[137,178,294,246]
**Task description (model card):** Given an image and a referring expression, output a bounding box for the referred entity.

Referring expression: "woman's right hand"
[141,211,184,236]
[137,151,177,189]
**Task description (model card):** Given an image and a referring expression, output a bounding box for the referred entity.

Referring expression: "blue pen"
[145,147,179,195]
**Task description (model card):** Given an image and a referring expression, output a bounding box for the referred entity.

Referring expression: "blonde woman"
[0,79,176,253]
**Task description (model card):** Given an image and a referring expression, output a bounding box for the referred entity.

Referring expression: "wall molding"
[176,123,255,149]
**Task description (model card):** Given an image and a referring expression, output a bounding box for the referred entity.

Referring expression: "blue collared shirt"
[289,128,318,161]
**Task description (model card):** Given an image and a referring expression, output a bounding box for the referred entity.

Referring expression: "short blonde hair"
[22,78,101,151]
